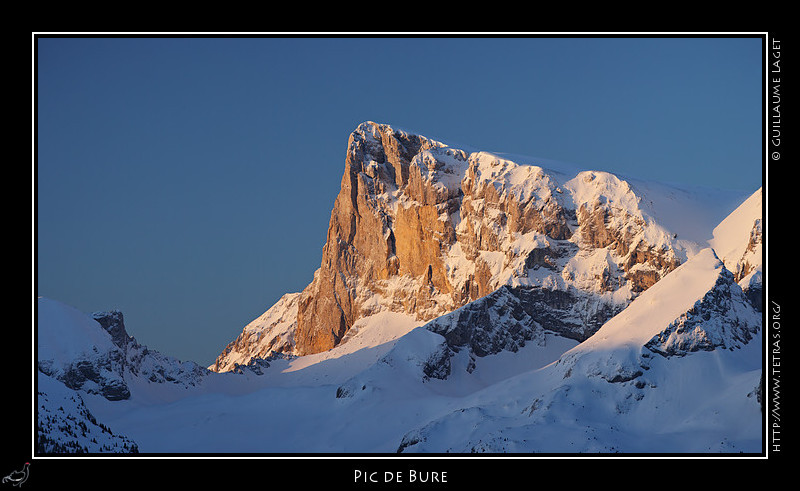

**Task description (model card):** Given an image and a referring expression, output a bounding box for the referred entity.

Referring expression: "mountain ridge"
[211,121,752,373]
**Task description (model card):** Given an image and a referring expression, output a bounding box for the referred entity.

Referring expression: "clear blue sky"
[35,35,763,367]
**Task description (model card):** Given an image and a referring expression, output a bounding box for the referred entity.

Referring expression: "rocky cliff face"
[212,122,694,370]
[294,122,467,355]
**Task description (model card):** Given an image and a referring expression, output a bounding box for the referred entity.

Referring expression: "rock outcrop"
[422,284,627,380]
[212,122,694,370]
[643,262,761,357]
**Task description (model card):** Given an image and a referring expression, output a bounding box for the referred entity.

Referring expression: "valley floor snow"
[77,307,760,453]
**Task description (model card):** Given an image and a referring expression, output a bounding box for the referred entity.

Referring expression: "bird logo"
[1,463,29,487]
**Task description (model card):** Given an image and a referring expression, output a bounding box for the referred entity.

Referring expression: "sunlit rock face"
[213,122,693,369]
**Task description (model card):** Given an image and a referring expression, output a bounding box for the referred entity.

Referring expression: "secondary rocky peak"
[644,262,760,357]
[37,298,209,400]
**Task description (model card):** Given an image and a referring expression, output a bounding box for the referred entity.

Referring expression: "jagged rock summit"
[211,121,729,373]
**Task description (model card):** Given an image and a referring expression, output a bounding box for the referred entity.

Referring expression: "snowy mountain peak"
[212,122,752,372]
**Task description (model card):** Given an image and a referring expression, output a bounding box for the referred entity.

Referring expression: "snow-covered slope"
[36,371,139,453]
[233,310,426,387]
[710,187,762,274]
